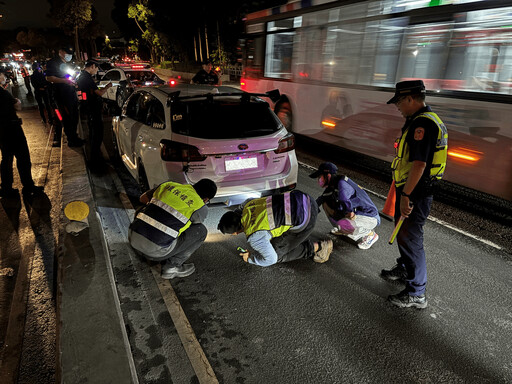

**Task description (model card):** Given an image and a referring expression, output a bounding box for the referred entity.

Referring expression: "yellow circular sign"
[64,201,90,221]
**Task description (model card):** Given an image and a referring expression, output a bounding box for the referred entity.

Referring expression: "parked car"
[98,66,165,109]
[111,84,298,205]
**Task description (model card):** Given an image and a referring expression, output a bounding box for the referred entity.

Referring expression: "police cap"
[387,80,426,104]
[309,162,338,178]
[84,59,100,68]
[60,45,74,54]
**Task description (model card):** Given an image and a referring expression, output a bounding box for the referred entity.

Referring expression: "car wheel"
[275,101,293,131]
[138,162,150,194]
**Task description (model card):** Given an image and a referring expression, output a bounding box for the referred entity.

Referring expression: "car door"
[136,94,168,186]
[118,92,142,173]
[102,69,122,101]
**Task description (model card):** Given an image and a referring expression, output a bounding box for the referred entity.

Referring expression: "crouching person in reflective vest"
[128,179,217,279]
[217,190,333,266]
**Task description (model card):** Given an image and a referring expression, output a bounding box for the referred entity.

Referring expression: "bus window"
[396,22,452,90]
[244,36,264,79]
[445,8,512,94]
[359,18,408,86]
[265,19,300,79]
[323,21,364,84]
[294,26,324,81]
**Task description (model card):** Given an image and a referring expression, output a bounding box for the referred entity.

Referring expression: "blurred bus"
[241,0,512,201]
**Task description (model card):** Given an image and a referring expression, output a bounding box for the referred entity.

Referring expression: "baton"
[388,216,405,245]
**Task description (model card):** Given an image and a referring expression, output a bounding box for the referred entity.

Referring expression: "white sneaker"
[161,263,195,279]
[357,232,379,250]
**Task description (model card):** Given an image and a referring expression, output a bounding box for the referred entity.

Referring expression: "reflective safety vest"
[241,190,308,238]
[130,182,204,247]
[391,112,448,187]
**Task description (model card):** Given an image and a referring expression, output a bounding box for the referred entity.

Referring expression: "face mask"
[317,177,326,188]
[64,54,72,62]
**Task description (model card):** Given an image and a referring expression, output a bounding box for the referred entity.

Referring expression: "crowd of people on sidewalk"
[0,43,447,310]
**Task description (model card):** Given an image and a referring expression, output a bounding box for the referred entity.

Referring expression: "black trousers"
[0,125,35,190]
[273,197,318,263]
[34,90,54,124]
[54,98,79,142]
[87,106,104,160]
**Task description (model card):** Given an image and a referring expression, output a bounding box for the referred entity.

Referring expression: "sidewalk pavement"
[58,134,137,383]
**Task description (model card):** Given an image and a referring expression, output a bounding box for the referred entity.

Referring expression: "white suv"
[111,84,298,205]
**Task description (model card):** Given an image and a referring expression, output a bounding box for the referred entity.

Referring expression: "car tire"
[138,162,150,194]
[275,100,293,131]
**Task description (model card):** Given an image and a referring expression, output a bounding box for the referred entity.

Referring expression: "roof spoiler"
[166,89,281,106]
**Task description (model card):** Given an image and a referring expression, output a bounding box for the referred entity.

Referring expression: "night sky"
[0,0,117,33]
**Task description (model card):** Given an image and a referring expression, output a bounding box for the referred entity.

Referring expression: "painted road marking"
[298,161,503,251]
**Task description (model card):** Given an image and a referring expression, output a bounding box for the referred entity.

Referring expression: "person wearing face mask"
[0,68,44,198]
[46,45,83,148]
[310,162,380,250]
[76,59,112,172]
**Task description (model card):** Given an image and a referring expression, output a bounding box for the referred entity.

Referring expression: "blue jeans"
[394,188,433,296]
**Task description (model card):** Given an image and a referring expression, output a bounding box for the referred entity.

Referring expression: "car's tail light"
[274,132,295,154]
[131,64,145,69]
[160,139,207,162]
[169,79,176,86]
[240,78,246,90]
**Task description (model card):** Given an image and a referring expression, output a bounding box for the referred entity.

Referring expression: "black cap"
[60,45,74,54]
[387,80,426,104]
[309,162,338,178]
[0,66,7,74]
[32,62,41,70]
[84,59,100,68]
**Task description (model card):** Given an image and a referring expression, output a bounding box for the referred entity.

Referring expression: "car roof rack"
[166,89,281,106]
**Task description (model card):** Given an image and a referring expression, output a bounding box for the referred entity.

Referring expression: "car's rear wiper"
[166,89,280,106]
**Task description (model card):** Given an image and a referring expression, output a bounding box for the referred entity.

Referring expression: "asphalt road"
[99,119,512,383]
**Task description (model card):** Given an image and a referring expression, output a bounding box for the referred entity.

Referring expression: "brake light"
[275,132,295,154]
[240,78,246,90]
[82,91,87,101]
[131,65,145,69]
[160,139,207,162]
[169,79,176,86]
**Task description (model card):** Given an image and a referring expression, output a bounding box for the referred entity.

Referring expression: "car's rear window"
[171,99,281,139]
[126,71,162,83]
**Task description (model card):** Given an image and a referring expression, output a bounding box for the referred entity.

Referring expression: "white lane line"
[150,267,219,384]
[298,160,503,251]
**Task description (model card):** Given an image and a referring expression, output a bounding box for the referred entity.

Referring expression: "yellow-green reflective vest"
[391,112,448,187]
[241,191,306,238]
[131,182,204,247]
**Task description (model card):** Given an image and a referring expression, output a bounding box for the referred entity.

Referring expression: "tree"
[127,0,165,62]
[50,0,93,60]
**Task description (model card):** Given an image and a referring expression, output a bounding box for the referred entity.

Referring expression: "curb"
[58,133,137,383]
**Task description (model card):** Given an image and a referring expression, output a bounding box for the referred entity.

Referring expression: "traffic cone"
[380,180,395,221]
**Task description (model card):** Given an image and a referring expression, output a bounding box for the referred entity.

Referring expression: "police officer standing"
[30,62,54,126]
[46,45,84,147]
[77,60,112,171]
[381,80,448,309]
[191,60,220,85]
[129,179,217,279]
[0,68,44,198]
[217,190,333,267]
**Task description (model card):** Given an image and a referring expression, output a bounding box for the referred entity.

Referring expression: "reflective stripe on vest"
[392,112,448,187]
[131,182,204,247]
[242,191,300,238]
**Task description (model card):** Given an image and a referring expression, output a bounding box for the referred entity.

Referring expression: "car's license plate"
[225,155,258,171]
